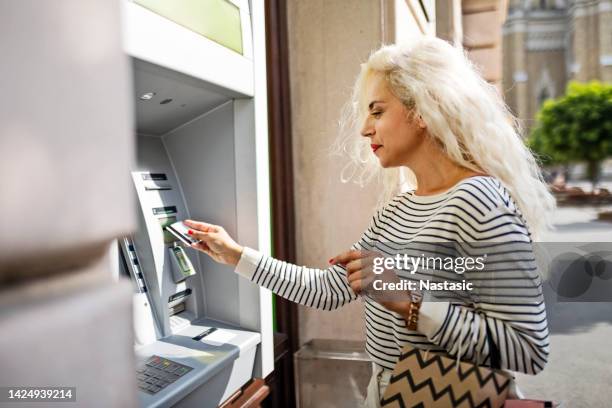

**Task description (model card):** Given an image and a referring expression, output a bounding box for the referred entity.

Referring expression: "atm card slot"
[166,222,200,246]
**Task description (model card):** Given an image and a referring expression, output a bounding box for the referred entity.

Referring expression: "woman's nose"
[360,118,374,138]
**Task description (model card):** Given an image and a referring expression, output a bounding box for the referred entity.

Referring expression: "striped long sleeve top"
[234,176,550,374]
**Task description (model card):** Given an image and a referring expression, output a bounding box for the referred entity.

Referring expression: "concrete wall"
[286,0,385,345]
[462,0,507,88]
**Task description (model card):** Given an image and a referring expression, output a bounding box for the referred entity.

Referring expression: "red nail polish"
[188,230,194,235]
[329,258,335,265]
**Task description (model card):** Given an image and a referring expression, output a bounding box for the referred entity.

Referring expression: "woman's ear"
[407,109,427,129]
[416,114,427,129]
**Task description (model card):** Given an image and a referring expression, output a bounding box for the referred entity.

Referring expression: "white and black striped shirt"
[235,176,549,374]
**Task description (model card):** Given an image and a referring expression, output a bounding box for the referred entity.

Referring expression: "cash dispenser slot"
[168,288,191,303]
[168,288,191,317]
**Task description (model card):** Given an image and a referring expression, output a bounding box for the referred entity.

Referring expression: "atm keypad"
[137,355,193,394]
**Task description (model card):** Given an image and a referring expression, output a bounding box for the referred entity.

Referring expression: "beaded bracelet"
[406,291,423,331]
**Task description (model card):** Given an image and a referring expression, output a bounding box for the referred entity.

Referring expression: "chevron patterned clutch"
[380,344,512,408]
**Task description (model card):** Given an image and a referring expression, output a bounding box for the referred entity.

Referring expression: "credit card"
[165,221,200,245]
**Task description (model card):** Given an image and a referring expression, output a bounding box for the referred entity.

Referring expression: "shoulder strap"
[486,320,502,370]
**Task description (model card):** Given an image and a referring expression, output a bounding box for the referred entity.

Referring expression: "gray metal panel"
[162,102,242,325]
[134,135,207,336]
[133,59,234,136]
[135,318,260,408]
[233,99,262,333]
[233,99,260,251]
[0,264,137,408]
[0,0,135,276]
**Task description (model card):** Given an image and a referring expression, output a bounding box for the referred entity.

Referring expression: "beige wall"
[462,0,506,88]
[286,0,385,344]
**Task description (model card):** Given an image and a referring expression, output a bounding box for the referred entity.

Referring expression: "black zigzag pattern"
[393,347,511,393]
[380,348,511,408]
[397,348,457,376]
[381,369,506,408]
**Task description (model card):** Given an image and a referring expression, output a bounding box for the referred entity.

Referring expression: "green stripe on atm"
[134,0,243,55]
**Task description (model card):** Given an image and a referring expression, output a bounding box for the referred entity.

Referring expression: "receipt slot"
[120,1,274,407]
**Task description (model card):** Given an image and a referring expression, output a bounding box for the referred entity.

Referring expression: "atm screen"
[158,216,178,244]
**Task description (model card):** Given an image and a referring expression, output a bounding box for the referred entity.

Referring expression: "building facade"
[503,0,612,131]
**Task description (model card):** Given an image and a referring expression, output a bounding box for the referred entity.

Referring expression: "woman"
[185,37,553,407]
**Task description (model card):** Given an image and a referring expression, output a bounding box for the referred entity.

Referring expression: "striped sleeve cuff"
[418,301,451,339]
[234,246,263,280]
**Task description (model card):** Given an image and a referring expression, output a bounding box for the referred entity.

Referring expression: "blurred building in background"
[503,0,612,130]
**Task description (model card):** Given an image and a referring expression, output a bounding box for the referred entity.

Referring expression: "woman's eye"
[371,111,382,118]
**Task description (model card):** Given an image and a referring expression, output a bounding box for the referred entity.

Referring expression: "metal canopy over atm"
[119,1,274,406]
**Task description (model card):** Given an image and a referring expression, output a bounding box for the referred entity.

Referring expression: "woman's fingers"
[348,273,375,294]
[347,269,362,283]
[191,241,210,252]
[346,254,378,275]
[184,219,218,233]
[346,255,380,296]
[345,258,362,275]
[330,249,368,266]
[187,229,214,243]
[330,250,383,295]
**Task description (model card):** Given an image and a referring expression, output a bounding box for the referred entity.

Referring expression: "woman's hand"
[330,249,412,321]
[183,220,243,266]
[330,250,381,295]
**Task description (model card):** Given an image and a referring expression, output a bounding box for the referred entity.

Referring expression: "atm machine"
[117,1,274,406]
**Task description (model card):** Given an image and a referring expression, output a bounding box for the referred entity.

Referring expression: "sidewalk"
[514,205,612,407]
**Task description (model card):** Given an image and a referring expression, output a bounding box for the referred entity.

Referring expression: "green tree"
[528,80,612,189]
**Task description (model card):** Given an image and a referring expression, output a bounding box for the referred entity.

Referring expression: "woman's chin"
[375,151,399,168]
[376,156,392,168]
[378,158,402,169]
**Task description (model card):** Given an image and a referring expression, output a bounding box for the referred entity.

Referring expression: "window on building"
[538,88,551,108]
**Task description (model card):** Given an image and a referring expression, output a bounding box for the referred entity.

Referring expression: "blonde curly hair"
[333,37,555,238]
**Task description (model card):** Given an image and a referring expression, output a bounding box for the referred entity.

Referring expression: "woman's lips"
[371,144,382,153]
